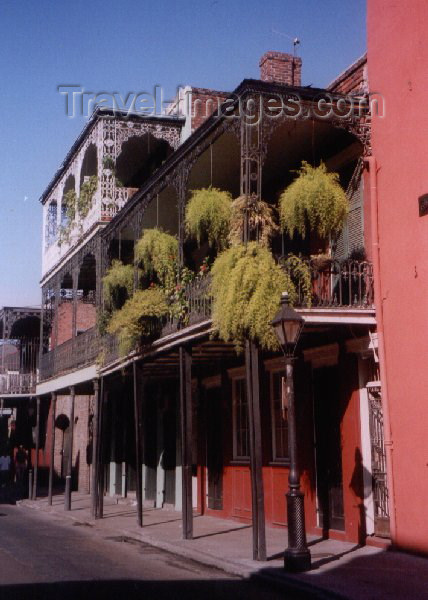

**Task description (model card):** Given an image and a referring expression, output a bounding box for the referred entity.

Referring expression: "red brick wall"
[51,394,93,493]
[55,302,72,346]
[259,51,302,86]
[191,88,230,132]
[328,54,367,95]
[53,301,96,347]
[76,302,96,334]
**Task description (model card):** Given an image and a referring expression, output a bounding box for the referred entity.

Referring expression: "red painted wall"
[197,353,363,544]
[368,0,428,553]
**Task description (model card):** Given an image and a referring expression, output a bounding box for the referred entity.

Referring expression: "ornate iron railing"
[367,382,390,537]
[0,338,39,395]
[279,257,374,308]
[186,275,213,324]
[39,327,100,381]
[62,260,374,372]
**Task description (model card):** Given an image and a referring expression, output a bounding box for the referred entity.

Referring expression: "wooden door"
[206,387,223,510]
[313,366,345,532]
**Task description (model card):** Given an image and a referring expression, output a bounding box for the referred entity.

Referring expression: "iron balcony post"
[284,357,311,572]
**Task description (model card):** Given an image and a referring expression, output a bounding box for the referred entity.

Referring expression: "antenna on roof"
[271,27,301,55]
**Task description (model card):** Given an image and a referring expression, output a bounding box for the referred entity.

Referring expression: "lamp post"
[271,292,311,572]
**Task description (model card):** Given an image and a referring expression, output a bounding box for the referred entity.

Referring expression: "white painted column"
[155,407,165,508]
[358,357,375,536]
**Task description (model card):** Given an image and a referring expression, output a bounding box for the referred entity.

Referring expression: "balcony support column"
[179,345,193,539]
[97,377,106,518]
[91,378,100,518]
[32,396,41,500]
[175,167,188,268]
[53,279,60,348]
[133,362,143,527]
[64,386,75,511]
[245,339,266,561]
[71,266,78,339]
[240,106,262,243]
[48,392,57,506]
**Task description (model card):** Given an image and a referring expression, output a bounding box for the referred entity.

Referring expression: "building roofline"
[39,107,185,205]
[102,77,360,237]
[327,53,367,91]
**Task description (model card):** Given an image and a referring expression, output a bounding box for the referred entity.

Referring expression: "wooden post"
[64,386,75,511]
[91,379,100,518]
[133,362,143,527]
[48,392,57,506]
[32,397,41,501]
[245,340,266,561]
[97,378,105,519]
[179,346,193,539]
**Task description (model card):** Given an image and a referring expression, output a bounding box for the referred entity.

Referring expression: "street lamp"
[271,292,311,572]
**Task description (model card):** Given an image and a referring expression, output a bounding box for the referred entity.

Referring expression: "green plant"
[185,187,232,250]
[58,224,71,246]
[282,254,312,306]
[229,195,279,247]
[102,260,134,311]
[96,307,111,336]
[279,162,348,240]
[63,189,77,223]
[102,155,115,170]
[107,287,169,356]
[78,175,98,218]
[210,242,296,352]
[134,228,178,289]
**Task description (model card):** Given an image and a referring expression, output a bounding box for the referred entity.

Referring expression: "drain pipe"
[364,155,396,542]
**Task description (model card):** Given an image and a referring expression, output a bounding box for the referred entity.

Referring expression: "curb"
[253,570,348,600]
[18,500,348,599]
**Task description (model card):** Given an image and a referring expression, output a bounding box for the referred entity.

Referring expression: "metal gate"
[367,382,390,537]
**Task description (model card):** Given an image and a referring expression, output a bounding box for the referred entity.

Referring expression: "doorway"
[206,386,223,510]
[313,366,345,532]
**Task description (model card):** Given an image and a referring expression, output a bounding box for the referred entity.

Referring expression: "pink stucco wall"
[368,0,428,553]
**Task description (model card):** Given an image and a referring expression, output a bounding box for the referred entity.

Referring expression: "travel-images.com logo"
[58,84,385,122]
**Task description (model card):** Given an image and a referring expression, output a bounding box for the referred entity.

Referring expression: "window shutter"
[333,162,364,260]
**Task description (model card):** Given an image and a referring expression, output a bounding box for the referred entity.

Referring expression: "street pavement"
[0,505,326,600]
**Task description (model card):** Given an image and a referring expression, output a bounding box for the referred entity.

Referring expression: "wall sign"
[418,194,428,216]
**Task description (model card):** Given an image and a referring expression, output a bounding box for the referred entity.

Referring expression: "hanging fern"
[134,228,178,290]
[279,162,348,240]
[185,187,232,250]
[229,195,279,247]
[107,287,169,356]
[78,176,98,218]
[210,242,297,352]
[281,254,312,307]
[102,260,134,311]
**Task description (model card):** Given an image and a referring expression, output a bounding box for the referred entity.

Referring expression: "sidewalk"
[18,492,428,600]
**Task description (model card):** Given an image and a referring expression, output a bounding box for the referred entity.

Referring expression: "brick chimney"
[259,51,302,86]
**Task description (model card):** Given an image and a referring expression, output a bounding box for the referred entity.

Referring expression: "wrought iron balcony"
[39,327,100,381]
[0,338,39,395]
[99,258,374,370]
[279,257,374,309]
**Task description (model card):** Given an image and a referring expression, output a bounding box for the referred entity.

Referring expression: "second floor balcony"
[0,339,39,396]
[38,257,374,381]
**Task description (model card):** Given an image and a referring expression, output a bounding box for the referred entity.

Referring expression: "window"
[45,201,58,248]
[232,377,249,460]
[271,370,289,462]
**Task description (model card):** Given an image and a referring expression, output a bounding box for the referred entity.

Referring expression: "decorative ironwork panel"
[280,257,374,308]
[39,327,100,381]
[367,383,390,537]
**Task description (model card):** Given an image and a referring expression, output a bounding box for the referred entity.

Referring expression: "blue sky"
[0,0,366,307]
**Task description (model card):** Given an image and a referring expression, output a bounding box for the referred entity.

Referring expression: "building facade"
[33,51,388,559]
[367,0,428,554]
